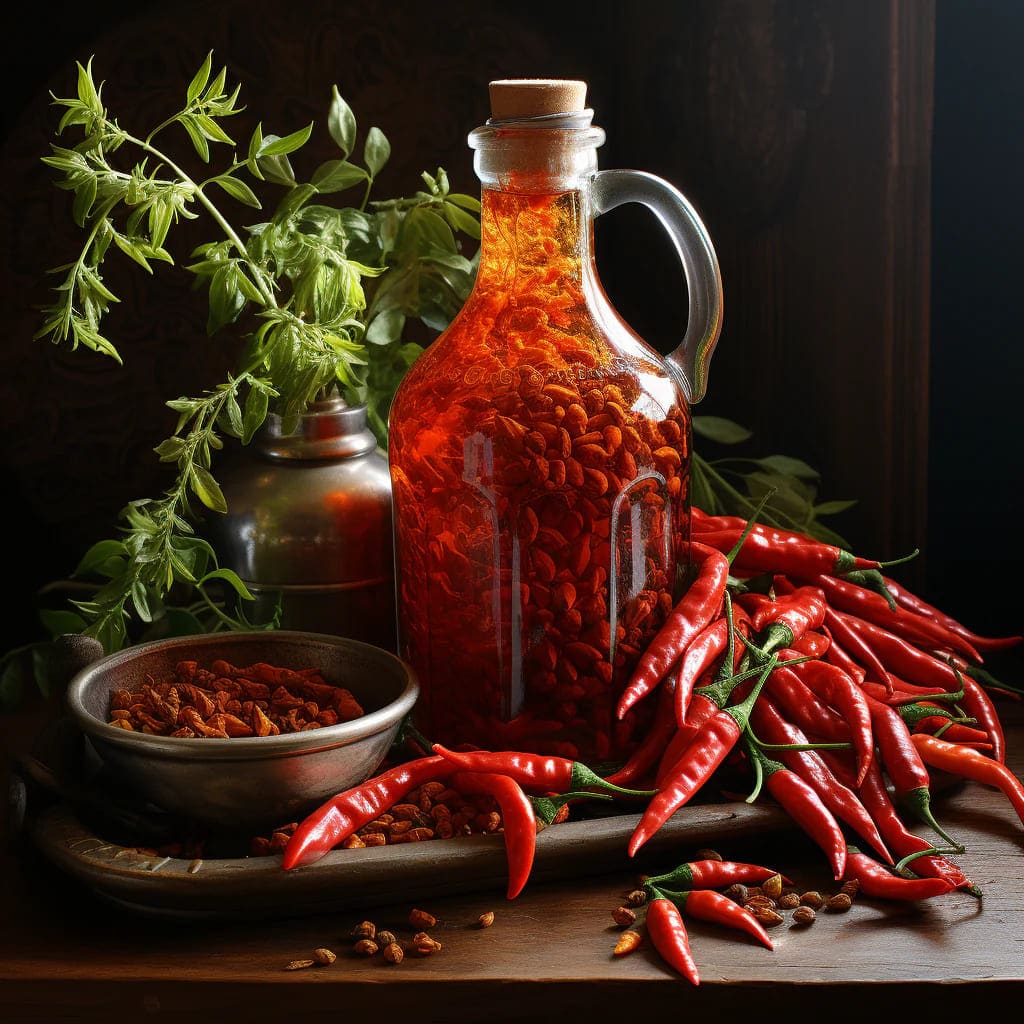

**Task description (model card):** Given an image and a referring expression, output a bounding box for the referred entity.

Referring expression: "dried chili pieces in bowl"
[64,631,418,831]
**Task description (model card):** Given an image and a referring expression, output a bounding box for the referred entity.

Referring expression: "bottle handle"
[592,169,723,404]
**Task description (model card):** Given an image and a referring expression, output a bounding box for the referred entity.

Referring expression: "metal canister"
[208,399,396,651]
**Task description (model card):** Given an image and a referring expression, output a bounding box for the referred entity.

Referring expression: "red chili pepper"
[791,631,831,658]
[649,858,789,891]
[672,617,730,726]
[696,524,880,577]
[750,696,893,863]
[822,626,866,683]
[750,586,828,653]
[824,609,894,692]
[845,847,954,900]
[282,755,455,869]
[655,693,719,786]
[811,574,983,663]
[824,752,978,895]
[604,680,679,788]
[881,576,1023,653]
[645,897,700,984]
[866,699,958,847]
[672,888,773,950]
[450,771,536,898]
[959,674,1006,763]
[617,542,729,719]
[629,664,773,856]
[839,612,962,690]
[767,664,851,744]
[747,741,847,879]
[859,679,949,704]
[912,716,991,746]
[910,734,1024,827]
[788,659,874,786]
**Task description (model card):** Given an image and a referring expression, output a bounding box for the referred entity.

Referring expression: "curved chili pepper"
[605,678,679,788]
[845,846,954,900]
[629,663,773,856]
[959,674,1006,763]
[913,718,992,748]
[282,755,455,869]
[881,576,1023,652]
[910,734,1024,827]
[655,693,718,786]
[672,617,730,726]
[791,631,831,658]
[859,679,949,704]
[695,524,880,577]
[669,888,773,950]
[822,751,979,895]
[747,741,847,879]
[617,542,729,719]
[430,745,649,797]
[866,699,959,848]
[767,664,850,744]
[750,586,828,654]
[822,626,866,683]
[750,696,892,863]
[450,771,536,898]
[824,609,894,692]
[648,858,789,891]
[788,658,874,786]
[645,896,700,984]
[839,612,962,690]
[811,574,982,663]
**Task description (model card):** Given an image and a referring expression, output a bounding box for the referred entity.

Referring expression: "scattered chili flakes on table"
[106,658,364,738]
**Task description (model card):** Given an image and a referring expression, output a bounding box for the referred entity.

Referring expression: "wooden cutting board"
[31,799,796,920]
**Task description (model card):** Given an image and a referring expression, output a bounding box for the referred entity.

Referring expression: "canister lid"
[488,79,588,120]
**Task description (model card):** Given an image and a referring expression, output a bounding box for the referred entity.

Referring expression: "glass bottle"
[388,80,722,762]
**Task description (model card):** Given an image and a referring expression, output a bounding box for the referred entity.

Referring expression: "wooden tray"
[30,799,796,920]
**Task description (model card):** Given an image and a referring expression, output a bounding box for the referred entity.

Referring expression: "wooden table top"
[2,699,1023,1023]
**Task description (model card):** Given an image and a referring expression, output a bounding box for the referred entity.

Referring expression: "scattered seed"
[762,874,783,899]
[614,930,643,956]
[841,879,860,898]
[800,891,825,909]
[375,930,397,948]
[792,906,817,926]
[383,942,404,964]
[723,883,749,904]
[778,892,800,911]
[477,911,495,929]
[695,848,723,862]
[285,959,316,971]
[409,908,437,929]
[353,939,379,956]
[313,947,337,965]
[746,904,785,927]
[827,892,853,912]
[612,906,637,927]
[625,889,647,907]
[352,920,376,940]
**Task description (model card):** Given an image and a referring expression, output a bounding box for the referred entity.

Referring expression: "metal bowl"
[65,631,418,831]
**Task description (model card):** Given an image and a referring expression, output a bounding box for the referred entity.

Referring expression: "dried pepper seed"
[723,883,749,904]
[827,893,853,912]
[744,895,778,911]
[778,892,801,910]
[383,942,404,964]
[477,912,495,928]
[285,959,316,970]
[745,904,785,927]
[762,874,783,899]
[352,920,376,940]
[352,939,379,956]
[625,889,648,907]
[375,930,397,948]
[613,930,643,956]
[792,906,817,926]
[409,908,437,929]
[612,906,637,927]
[313,947,337,965]
[800,891,825,909]
[840,879,860,898]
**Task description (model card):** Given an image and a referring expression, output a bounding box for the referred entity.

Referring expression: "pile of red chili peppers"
[281,506,1024,984]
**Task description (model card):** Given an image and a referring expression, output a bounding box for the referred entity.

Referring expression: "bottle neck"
[468,119,605,293]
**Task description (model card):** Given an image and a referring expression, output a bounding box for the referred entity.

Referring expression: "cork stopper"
[489,79,588,121]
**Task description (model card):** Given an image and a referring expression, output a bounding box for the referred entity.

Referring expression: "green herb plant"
[32,54,480,656]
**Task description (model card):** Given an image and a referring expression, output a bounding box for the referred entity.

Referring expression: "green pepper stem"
[574,763,655,798]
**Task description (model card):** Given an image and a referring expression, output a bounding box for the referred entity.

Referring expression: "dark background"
[0,0,1020,656]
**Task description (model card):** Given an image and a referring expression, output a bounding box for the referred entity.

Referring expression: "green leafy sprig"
[33,54,480,654]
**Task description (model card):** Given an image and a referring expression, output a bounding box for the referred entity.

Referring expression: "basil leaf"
[691,416,753,445]
[186,52,213,105]
[190,466,227,513]
[212,175,261,209]
[259,124,313,157]
[328,86,357,157]
[364,127,391,178]
[312,160,368,194]
[200,568,255,601]
[242,385,269,444]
